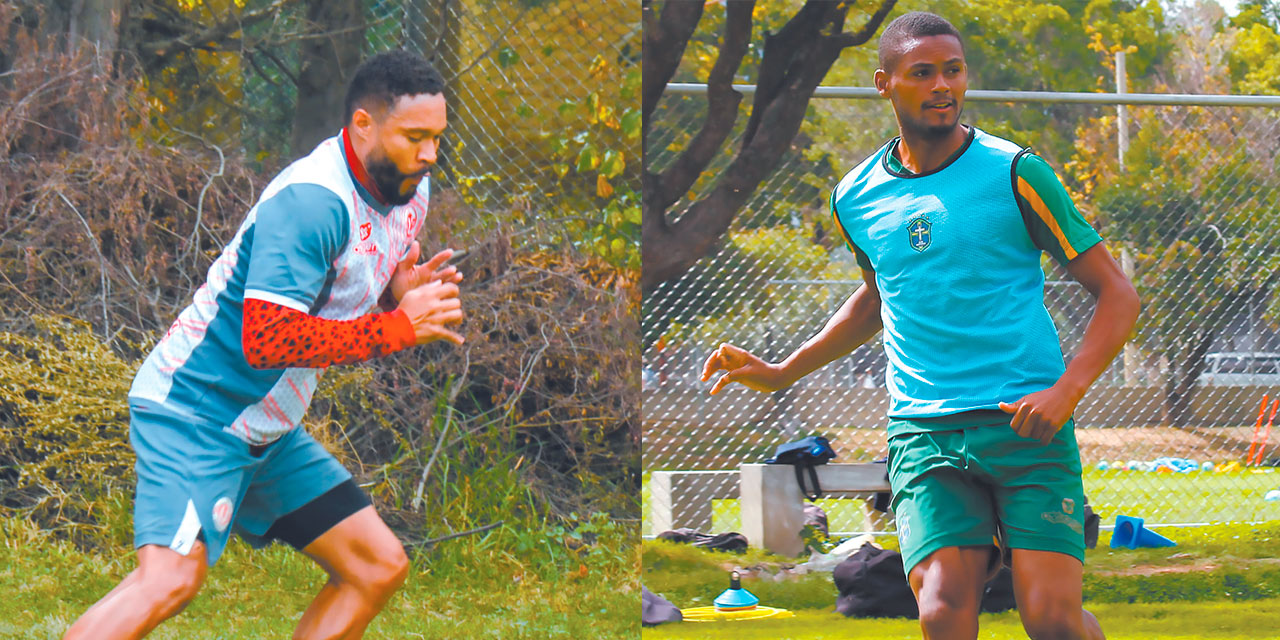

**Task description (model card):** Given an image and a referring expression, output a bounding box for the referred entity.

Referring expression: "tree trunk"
[23,0,124,54]
[289,0,366,157]
[1165,328,1217,428]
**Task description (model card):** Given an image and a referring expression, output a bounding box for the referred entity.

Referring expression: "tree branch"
[641,0,704,126]
[138,0,299,63]
[641,0,897,293]
[834,0,897,48]
[649,0,754,215]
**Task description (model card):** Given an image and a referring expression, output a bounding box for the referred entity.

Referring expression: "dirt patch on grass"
[1075,426,1261,463]
[1092,556,1280,577]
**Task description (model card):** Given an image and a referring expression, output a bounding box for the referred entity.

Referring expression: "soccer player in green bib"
[701,12,1139,640]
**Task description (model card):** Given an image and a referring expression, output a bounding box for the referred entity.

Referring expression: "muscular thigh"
[908,545,993,605]
[301,505,404,581]
[1011,548,1083,610]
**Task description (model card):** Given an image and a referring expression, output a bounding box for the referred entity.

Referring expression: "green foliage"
[1083,568,1280,603]
[1069,98,1280,406]
[1227,23,1280,94]
[799,523,834,554]
[450,3,641,271]
[0,317,136,546]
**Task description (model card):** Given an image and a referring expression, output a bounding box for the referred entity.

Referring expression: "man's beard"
[903,105,963,141]
[366,150,427,206]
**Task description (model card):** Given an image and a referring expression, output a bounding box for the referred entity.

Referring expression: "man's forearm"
[242,298,415,369]
[777,283,883,386]
[1057,282,1140,400]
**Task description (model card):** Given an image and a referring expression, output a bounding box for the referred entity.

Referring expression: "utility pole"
[1117,49,1141,386]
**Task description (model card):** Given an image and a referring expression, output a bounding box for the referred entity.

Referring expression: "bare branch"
[137,0,299,63]
[403,521,503,548]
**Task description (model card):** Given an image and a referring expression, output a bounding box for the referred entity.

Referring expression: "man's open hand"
[390,242,464,304]
[398,280,464,346]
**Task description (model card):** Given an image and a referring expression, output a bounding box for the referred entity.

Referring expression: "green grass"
[0,513,640,639]
[640,600,1280,639]
[643,468,1280,536]
[643,522,1280,639]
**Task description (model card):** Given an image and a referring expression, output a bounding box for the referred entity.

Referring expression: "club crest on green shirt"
[906,217,932,252]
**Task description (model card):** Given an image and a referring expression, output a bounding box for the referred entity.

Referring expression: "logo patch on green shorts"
[1041,511,1083,534]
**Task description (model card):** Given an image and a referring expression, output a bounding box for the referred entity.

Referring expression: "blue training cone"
[1110,515,1176,549]
[713,571,759,612]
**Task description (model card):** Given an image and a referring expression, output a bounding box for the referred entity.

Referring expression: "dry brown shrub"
[0,5,638,544]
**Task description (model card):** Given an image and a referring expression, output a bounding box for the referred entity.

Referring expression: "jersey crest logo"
[212,496,233,532]
[359,222,372,242]
[907,217,932,252]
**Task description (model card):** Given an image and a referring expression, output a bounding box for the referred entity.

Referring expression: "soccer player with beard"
[64,50,463,640]
[701,12,1139,640]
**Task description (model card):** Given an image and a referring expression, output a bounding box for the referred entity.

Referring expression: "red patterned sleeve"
[242,298,416,369]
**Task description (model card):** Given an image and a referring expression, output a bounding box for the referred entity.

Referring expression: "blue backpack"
[765,436,837,500]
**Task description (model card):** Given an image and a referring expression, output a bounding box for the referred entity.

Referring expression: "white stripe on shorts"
[169,499,201,555]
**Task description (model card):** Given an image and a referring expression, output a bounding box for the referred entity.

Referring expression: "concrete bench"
[649,463,891,556]
[647,470,740,533]
[740,462,891,556]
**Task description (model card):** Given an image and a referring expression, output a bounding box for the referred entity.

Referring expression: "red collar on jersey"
[341,127,390,206]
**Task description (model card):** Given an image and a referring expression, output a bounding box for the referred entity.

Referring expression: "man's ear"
[874,69,890,98]
[351,107,375,139]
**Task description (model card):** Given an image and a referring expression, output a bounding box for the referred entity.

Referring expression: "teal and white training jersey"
[129,130,428,444]
[830,126,1102,422]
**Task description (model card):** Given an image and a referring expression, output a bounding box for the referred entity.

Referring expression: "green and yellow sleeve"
[1014,153,1102,266]
[830,188,873,270]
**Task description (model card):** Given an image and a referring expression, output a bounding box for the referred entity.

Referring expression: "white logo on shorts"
[212,496,233,532]
[898,513,911,541]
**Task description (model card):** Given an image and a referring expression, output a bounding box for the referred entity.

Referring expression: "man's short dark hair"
[343,50,445,123]
[878,11,964,72]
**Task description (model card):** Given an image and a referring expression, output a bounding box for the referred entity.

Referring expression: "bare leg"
[1012,548,1104,640]
[63,541,208,640]
[908,545,992,640]
[292,506,410,640]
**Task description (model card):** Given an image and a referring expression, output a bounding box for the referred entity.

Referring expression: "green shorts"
[887,414,1086,578]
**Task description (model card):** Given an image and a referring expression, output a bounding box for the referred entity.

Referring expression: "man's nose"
[931,72,950,93]
[418,140,438,165]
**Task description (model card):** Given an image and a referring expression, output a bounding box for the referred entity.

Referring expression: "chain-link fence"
[368,0,639,218]
[642,86,1280,539]
[0,0,641,541]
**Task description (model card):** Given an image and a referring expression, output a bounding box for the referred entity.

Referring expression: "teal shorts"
[887,415,1086,578]
[130,400,351,565]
